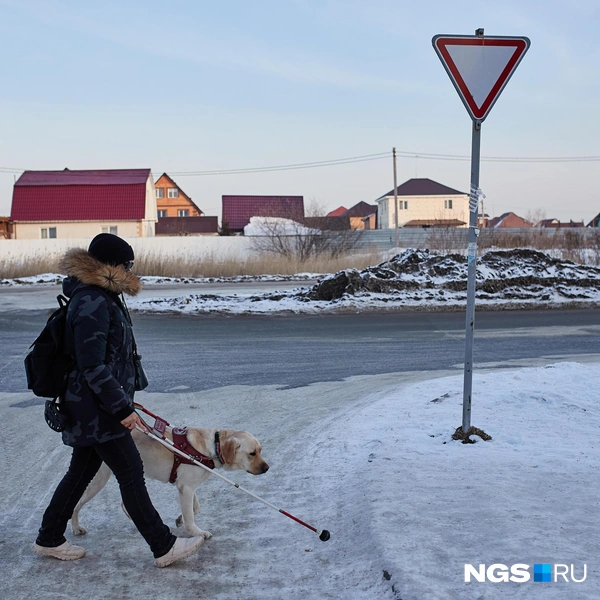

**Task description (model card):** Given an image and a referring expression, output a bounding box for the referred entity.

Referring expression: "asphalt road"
[2,308,600,393]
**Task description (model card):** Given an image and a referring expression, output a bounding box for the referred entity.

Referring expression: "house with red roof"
[375,178,468,229]
[10,168,157,239]
[326,206,348,217]
[221,195,304,234]
[487,212,532,228]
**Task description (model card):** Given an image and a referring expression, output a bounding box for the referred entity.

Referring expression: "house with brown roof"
[375,178,469,229]
[10,168,157,239]
[538,218,584,228]
[487,212,532,228]
[222,195,304,233]
[155,173,203,218]
[324,202,377,229]
[345,201,378,230]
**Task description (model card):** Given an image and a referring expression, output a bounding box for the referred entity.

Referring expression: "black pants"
[36,433,176,558]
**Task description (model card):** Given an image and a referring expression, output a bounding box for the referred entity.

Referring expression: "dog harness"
[168,427,222,484]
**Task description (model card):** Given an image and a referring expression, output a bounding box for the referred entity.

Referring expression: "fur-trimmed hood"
[59,248,142,297]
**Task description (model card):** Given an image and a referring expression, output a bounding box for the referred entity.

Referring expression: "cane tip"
[319,530,331,542]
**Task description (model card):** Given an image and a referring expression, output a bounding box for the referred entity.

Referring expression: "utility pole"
[480,197,485,228]
[393,147,399,249]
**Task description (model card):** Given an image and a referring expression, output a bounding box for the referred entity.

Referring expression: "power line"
[168,152,391,176]
[1,149,600,178]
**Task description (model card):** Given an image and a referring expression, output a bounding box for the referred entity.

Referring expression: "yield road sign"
[432,34,530,122]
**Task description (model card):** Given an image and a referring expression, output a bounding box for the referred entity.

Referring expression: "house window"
[178,209,189,217]
[445,199,453,209]
[398,201,408,210]
[41,227,57,239]
[102,226,118,235]
[168,188,179,198]
[156,188,165,199]
[158,210,167,218]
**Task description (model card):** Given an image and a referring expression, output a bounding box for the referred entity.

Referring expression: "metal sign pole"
[462,119,482,433]
[433,29,529,436]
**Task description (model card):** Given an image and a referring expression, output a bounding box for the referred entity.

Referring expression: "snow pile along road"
[308,248,600,302]
[0,273,321,287]
[131,249,600,315]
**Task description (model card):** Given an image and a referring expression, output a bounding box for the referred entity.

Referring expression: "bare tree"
[525,207,547,227]
[304,197,327,218]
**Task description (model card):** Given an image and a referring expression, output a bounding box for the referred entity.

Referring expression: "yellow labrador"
[70,427,269,539]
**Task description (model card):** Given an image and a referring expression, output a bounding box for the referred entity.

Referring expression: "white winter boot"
[32,541,86,561]
[155,536,205,568]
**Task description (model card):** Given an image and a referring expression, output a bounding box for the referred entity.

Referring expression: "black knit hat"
[88,233,134,266]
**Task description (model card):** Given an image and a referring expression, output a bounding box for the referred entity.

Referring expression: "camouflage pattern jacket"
[59,248,142,447]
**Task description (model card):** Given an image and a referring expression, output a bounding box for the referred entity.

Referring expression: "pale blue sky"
[1,0,598,221]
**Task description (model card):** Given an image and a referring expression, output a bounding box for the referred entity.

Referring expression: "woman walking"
[33,233,204,567]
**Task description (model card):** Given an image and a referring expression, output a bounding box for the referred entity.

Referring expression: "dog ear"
[220,437,239,465]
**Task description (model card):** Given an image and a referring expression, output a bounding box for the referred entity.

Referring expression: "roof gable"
[155,172,202,215]
[487,212,532,228]
[380,178,465,198]
[327,206,348,217]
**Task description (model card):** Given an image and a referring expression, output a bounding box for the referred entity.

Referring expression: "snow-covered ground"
[2,363,597,599]
[320,361,598,598]
[0,272,322,287]
[4,249,600,316]
[128,249,600,315]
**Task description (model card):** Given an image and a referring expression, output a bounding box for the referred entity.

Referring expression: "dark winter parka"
[59,248,142,447]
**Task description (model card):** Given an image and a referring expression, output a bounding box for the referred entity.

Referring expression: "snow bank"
[131,249,600,315]
[0,273,322,287]
[243,216,319,236]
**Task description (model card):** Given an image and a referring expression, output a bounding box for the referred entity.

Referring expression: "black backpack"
[25,287,144,431]
[25,294,75,400]
[25,286,112,400]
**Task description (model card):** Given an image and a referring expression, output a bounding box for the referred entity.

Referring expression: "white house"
[376,178,469,229]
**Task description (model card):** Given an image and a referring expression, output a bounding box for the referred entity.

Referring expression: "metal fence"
[354,228,600,252]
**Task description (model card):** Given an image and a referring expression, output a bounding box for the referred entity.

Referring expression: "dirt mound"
[308,249,600,302]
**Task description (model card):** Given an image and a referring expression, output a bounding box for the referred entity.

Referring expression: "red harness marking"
[169,427,215,484]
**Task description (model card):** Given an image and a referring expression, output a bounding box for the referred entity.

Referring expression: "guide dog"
[70,426,269,539]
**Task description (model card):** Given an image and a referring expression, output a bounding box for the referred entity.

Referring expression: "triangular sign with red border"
[432,34,530,122]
